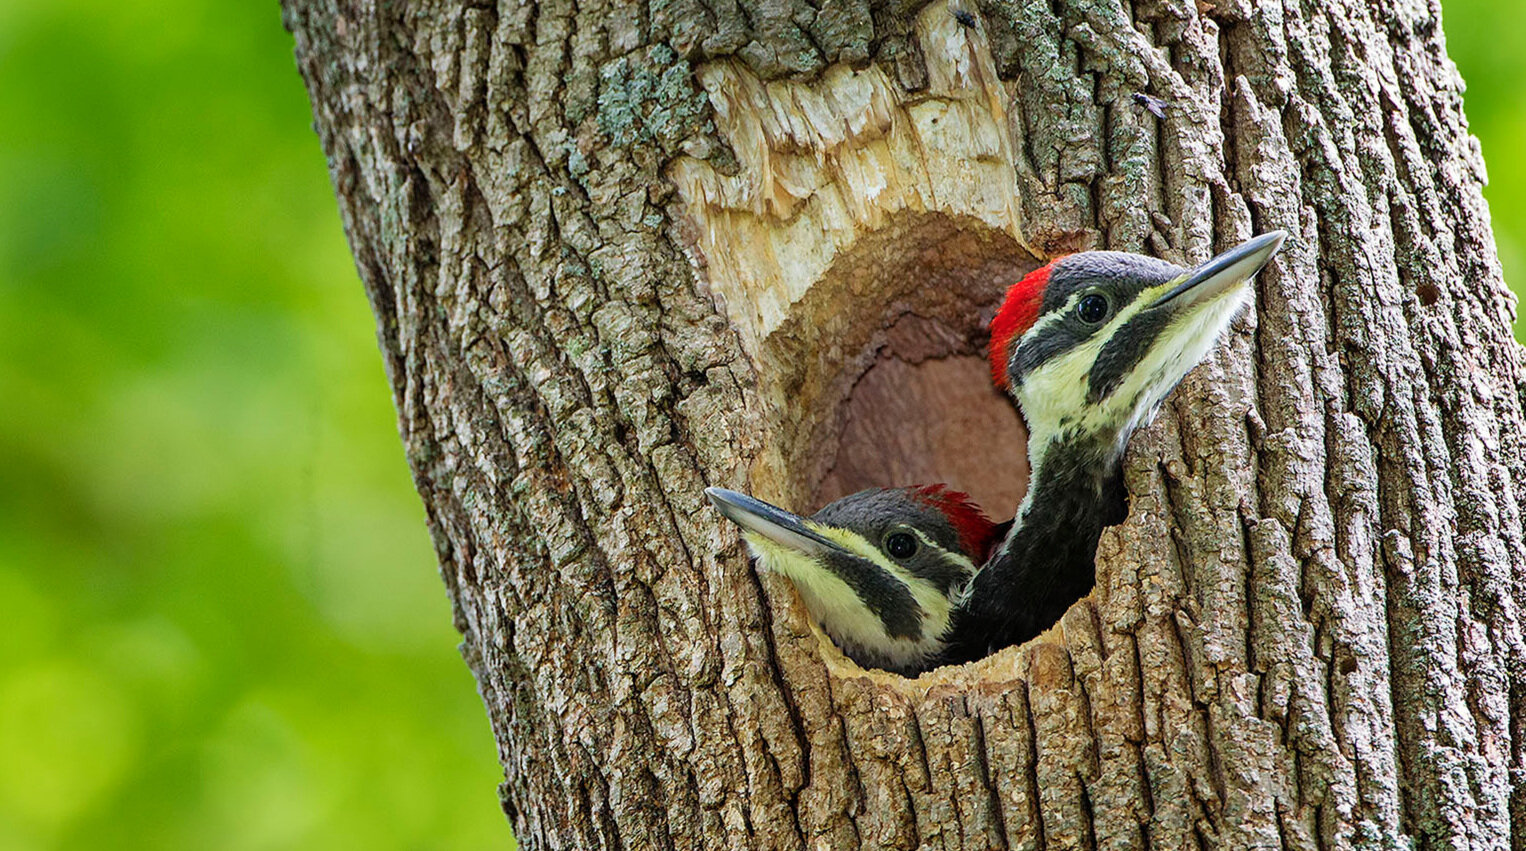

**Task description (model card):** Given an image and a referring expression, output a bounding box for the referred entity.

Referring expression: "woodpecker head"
[989,231,1286,465]
[704,485,1005,674]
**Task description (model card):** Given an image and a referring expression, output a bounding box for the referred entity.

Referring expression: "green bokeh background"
[0,1,1519,848]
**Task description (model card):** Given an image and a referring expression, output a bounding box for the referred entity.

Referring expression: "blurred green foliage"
[0,1,509,848]
[1446,0,1526,319]
[0,0,1519,848]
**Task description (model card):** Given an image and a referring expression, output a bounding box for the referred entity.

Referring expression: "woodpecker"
[706,232,1286,674]
[704,484,1007,674]
[943,230,1288,662]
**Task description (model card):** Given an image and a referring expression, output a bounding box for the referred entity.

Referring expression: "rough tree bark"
[285,0,1526,847]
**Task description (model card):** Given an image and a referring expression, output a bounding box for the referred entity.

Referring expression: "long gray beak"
[704,487,847,558]
[1149,230,1287,309]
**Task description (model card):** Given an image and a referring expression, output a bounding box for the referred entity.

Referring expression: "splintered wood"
[668,9,1027,357]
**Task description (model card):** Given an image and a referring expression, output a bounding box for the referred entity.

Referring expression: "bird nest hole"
[753,214,1036,520]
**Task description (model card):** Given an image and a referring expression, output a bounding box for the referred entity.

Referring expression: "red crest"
[988,263,1054,390]
[908,485,1002,560]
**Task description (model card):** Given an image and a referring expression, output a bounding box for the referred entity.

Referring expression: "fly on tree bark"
[286,1,1526,848]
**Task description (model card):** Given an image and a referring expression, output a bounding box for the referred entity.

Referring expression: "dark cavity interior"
[816,328,1029,521]
[756,214,1037,524]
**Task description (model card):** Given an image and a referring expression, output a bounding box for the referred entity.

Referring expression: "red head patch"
[907,485,1002,560]
[988,262,1055,390]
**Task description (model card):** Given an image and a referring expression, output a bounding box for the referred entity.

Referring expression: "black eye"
[885,532,918,559]
[1076,293,1110,324]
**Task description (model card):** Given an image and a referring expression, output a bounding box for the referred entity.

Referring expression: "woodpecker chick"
[989,231,1286,467]
[705,485,1005,674]
[950,230,1288,660]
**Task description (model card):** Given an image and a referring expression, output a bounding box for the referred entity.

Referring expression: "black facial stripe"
[1087,305,1175,404]
[1009,319,1084,385]
[822,551,923,639]
[915,547,966,594]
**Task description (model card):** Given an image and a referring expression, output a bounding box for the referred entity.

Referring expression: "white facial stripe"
[1020,292,1077,337]
[928,539,977,575]
[1002,291,1077,382]
[910,527,976,636]
[940,542,980,610]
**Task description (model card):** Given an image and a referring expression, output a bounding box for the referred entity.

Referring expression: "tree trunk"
[284,0,1526,847]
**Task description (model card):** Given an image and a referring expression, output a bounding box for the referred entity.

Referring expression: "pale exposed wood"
[285,0,1526,848]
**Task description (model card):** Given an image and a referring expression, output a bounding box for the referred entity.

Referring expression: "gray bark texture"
[284,0,1526,848]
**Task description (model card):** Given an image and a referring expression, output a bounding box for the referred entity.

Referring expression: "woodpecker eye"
[1076,293,1110,324]
[885,532,919,559]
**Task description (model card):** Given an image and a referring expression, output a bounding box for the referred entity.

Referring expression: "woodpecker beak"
[704,487,849,558]
[1149,230,1287,310]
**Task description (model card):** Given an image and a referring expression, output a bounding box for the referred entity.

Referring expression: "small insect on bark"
[953,8,977,28]
[1133,92,1168,119]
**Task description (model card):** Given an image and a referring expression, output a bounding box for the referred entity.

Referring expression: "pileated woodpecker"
[705,485,1007,675]
[707,232,1287,674]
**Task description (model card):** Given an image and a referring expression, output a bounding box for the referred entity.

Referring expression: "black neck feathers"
[942,436,1127,664]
